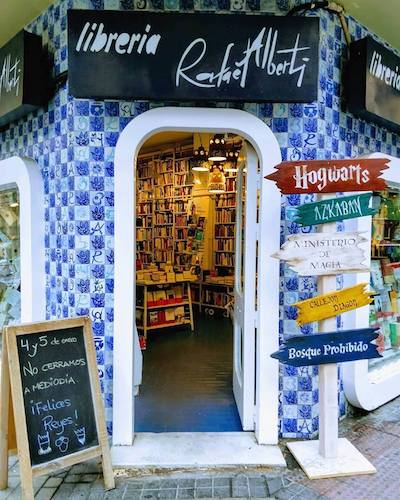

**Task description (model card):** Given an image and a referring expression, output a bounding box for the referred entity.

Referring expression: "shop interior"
[370,190,400,372]
[134,131,246,432]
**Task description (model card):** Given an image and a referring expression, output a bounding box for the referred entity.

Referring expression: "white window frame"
[343,153,400,410]
[0,156,45,323]
[113,107,282,446]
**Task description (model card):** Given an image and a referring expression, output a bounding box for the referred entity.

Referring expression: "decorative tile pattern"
[0,0,399,438]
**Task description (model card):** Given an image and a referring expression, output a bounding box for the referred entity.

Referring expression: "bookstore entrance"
[134,130,255,432]
[113,107,283,464]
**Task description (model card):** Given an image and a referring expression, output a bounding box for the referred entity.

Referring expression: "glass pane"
[369,189,400,370]
[0,187,20,349]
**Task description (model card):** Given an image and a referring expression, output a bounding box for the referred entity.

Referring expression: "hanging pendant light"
[191,137,209,171]
[208,134,227,161]
[208,163,226,194]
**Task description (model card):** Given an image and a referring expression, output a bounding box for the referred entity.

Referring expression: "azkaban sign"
[67,10,319,102]
[347,36,400,132]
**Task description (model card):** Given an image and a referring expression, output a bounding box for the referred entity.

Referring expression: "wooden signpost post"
[294,193,377,227]
[272,232,368,276]
[266,157,388,479]
[294,283,374,326]
[0,317,115,499]
[271,328,383,366]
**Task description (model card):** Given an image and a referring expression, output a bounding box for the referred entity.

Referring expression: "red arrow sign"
[265,158,388,194]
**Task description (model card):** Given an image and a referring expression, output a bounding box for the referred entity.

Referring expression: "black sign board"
[0,30,45,127]
[17,326,98,466]
[347,36,400,132]
[68,10,319,102]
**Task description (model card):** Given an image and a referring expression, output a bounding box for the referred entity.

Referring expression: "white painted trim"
[0,156,45,323]
[113,107,282,446]
[343,153,400,411]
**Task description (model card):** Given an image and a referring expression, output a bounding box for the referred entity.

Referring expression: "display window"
[369,190,400,371]
[0,187,20,334]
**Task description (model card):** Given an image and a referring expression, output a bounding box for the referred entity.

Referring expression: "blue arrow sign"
[271,328,382,366]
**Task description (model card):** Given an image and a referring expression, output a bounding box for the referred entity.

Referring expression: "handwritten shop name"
[0,54,21,100]
[294,164,370,192]
[369,50,400,92]
[288,340,368,361]
[75,22,313,90]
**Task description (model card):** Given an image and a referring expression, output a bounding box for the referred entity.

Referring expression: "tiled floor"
[135,313,242,432]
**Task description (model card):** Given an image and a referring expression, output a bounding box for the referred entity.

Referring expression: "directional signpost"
[272,232,368,276]
[265,158,388,194]
[294,193,377,227]
[271,328,383,366]
[294,283,374,326]
[265,157,388,479]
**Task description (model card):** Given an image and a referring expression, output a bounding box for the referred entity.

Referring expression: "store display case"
[0,187,20,333]
[343,154,400,411]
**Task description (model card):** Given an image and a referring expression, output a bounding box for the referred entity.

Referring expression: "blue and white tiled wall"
[0,0,399,438]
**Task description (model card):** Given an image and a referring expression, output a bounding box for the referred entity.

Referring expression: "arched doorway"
[113,107,282,453]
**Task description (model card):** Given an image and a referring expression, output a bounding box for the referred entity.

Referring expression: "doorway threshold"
[112,432,286,468]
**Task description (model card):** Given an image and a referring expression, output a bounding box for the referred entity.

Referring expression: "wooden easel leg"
[20,470,34,500]
[101,448,115,491]
[0,338,10,490]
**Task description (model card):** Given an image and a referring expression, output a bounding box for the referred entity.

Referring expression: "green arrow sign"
[294,193,377,227]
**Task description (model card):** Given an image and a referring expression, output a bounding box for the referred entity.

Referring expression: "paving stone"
[194,488,213,498]
[52,483,77,499]
[160,479,179,489]
[177,488,195,498]
[157,490,178,498]
[212,486,230,498]
[126,481,144,491]
[266,476,284,495]
[213,478,230,488]
[195,479,212,488]
[44,477,63,488]
[231,476,248,487]
[68,482,92,499]
[7,486,22,500]
[177,479,195,488]
[64,474,82,483]
[230,485,249,498]
[123,490,142,500]
[80,474,99,483]
[88,478,109,500]
[35,487,57,500]
[143,480,162,489]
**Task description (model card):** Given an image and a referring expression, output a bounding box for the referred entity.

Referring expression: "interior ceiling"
[140,132,194,152]
[0,1,398,53]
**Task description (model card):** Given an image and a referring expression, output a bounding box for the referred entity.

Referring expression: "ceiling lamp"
[208,134,227,161]
[208,163,226,194]
[224,146,240,172]
[191,145,209,171]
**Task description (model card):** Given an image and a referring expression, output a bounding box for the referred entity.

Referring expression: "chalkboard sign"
[17,326,98,465]
[68,10,319,102]
[0,317,114,499]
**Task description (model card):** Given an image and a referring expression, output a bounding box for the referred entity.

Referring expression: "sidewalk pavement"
[2,396,400,499]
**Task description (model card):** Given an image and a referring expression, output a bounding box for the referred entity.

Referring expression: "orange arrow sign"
[294,283,373,326]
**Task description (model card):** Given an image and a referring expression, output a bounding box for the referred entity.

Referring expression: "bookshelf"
[136,158,155,266]
[213,173,237,273]
[136,280,195,340]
